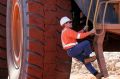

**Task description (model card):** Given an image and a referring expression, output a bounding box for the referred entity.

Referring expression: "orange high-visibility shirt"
[61,28,90,50]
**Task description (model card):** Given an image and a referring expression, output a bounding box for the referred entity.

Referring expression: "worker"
[60,16,103,79]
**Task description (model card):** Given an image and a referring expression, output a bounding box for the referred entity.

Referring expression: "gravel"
[70,52,120,79]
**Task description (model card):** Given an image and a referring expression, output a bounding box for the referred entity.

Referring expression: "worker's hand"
[89,28,96,34]
[83,25,88,31]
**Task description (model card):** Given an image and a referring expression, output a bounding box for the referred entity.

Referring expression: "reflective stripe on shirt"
[63,42,78,48]
[77,33,81,39]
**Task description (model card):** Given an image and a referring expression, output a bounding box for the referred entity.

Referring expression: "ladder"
[92,0,120,78]
[74,0,120,78]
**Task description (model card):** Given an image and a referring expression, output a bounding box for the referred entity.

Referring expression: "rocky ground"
[70,52,120,79]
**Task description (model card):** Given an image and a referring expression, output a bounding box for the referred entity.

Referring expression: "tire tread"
[0,2,7,78]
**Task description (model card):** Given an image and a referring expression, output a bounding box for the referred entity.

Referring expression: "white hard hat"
[60,16,71,26]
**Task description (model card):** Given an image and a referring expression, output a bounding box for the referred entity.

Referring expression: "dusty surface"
[70,52,120,79]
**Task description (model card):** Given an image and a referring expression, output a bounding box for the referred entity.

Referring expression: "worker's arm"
[78,29,84,33]
[78,28,95,39]
[79,32,91,39]
[67,28,95,39]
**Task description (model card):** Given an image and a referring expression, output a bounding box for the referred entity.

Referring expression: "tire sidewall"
[6,0,28,79]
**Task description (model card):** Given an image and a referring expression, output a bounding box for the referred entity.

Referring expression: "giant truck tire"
[0,0,8,78]
[7,0,72,79]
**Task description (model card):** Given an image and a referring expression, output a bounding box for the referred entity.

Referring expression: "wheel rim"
[11,2,23,69]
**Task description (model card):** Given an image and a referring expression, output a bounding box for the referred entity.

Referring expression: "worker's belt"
[63,42,78,50]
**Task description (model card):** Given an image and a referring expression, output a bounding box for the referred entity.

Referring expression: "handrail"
[93,0,105,36]
[84,0,120,36]
[94,1,106,36]
[94,0,120,36]
[85,0,100,30]
[84,0,104,35]
[85,0,93,30]
[84,0,106,35]
[84,0,100,31]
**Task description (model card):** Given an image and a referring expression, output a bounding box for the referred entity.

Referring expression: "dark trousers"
[67,40,97,75]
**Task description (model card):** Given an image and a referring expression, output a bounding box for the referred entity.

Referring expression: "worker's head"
[60,16,72,28]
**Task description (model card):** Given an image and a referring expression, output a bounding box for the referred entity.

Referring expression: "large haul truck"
[0,0,120,79]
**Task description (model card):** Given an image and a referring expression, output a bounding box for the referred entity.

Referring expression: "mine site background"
[70,52,120,79]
